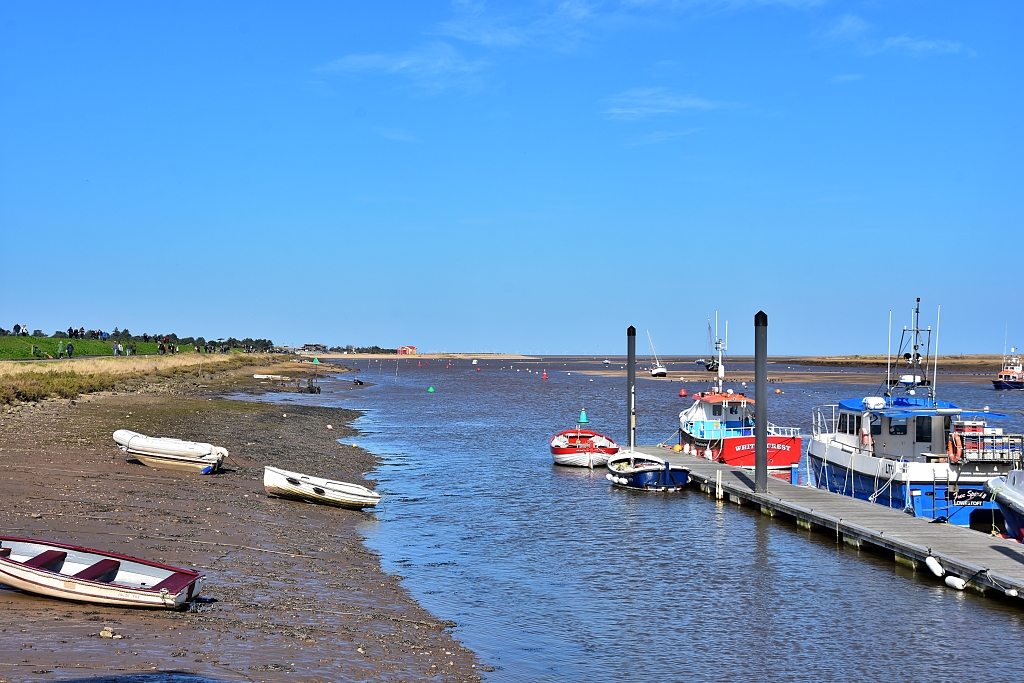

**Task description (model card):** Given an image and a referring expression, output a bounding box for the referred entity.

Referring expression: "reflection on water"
[333,359,1024,681]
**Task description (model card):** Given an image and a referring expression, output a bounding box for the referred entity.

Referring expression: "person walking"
[57,340,65,359]
[13,324,20,336]
[67,342,74,358]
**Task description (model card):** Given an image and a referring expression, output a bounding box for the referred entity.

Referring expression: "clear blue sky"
[1,1,1020,354]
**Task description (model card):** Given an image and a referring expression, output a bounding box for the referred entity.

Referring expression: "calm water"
[282,358,1024,680]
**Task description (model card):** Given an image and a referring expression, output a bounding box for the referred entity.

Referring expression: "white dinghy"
[0,536,205,609]
[113,430,226,473]
[264,466,380,510]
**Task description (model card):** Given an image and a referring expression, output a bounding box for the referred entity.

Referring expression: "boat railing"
[683,420,801,439]
[766,423,802,437]
[811,405,839,437]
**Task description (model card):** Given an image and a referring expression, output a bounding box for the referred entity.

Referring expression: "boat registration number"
[946,488,988,506]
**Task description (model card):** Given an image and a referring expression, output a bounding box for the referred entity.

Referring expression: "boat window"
[729,406,738,415]
[870,414,881,435]
[889,418,907,436]
[915,417,931,443]
[838,414,848,433]
[712,405,722,416]
[853,416,862,435]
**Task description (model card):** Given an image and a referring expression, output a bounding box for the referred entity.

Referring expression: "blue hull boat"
[606,453,690,492]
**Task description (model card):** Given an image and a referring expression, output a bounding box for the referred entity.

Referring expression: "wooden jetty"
[634,445,1024,599]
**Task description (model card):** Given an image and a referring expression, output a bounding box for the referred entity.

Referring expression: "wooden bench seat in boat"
[149,572,196,595]
[0,548,10,557]
[73,559,121,582]
[22,550,67,571]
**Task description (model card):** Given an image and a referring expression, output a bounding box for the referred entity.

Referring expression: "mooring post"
[627,325,636,451]
[755,311,768,493]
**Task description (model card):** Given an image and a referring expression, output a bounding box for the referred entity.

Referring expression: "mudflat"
[0,367,479,682]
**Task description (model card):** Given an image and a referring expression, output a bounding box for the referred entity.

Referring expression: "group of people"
[54,340,75,358]
[66,327,109,340]
[112,341,137,356]
[11,323,30,336]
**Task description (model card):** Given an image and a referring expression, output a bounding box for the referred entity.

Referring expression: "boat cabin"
[680,391,755,440]
[997,356,1023,382]
[814,396,1022,467]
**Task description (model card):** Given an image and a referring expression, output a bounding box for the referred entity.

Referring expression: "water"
[309,359,1024,680]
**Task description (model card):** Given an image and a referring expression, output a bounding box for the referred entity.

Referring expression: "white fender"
[944,576,966,591]
[703,448,713,459]
[925,556,945,578]
[605,473,614,481]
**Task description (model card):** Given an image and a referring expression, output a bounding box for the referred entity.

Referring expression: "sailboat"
[647,330,667,377]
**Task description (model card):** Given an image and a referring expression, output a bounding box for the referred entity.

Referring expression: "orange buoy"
[679,389,688,397]
[477,367,481,372]
[418,361,422,367]
[542,370,548,380]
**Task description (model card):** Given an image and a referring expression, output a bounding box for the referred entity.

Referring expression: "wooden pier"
[635,445,1024,599]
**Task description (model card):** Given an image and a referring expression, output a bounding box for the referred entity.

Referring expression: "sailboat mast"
[932,305,941,400]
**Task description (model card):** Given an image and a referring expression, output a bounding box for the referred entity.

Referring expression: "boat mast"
[932,305,941,401]
[886,310,892,392]
[714,313,726,393]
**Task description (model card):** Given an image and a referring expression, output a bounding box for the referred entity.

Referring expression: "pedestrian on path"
[67,342,74,358]
[57,340,65,359]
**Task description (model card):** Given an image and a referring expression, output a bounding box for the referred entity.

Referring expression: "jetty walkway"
[635,446,1024,599]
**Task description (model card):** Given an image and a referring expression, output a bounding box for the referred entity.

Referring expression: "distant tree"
[179,336,195,346]
[0,328,9,336]
[52,330,68,338]
[196,337,207,346]
[32,329,45,337]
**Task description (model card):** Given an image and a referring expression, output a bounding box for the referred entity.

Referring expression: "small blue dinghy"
[606,453,689,492]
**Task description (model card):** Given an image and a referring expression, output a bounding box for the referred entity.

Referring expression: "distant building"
[297,343,328,355]
[397,345,418,355]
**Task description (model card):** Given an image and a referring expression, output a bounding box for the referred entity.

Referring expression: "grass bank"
[0,335,251,360]
[0,353,285,405]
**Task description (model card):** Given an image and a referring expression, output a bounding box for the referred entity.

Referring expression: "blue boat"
[606,453,690,492]
[984,472,1024,542]
[993,355,1024,391]
[807,300,1023,529]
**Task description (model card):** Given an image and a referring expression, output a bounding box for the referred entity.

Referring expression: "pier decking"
[634,445,1024,598]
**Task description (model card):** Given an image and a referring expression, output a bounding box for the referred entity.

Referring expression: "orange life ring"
[948,433,963,463]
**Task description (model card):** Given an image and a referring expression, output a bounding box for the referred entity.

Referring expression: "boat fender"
[703,448,713,459]
[925,556,945,578]
[605,474,614,482]
[944,576,967,591]
[200,466,214,475]
[1006,588,1019,598]
[682,443,691,454]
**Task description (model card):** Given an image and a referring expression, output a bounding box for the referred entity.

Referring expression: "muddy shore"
[0,363,480,682]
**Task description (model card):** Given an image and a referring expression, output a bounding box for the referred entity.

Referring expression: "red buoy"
[418,361,422,367]
[476,367,481,372]
[679,389,688,397]
[541,370,548,380]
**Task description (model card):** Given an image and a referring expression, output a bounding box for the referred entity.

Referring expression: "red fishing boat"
[677,317,801,473]
[550,409,619,468]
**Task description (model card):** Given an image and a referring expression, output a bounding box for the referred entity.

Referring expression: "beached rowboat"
[0,536,204,609]
[263,466,381,510]
[113,430,226,473]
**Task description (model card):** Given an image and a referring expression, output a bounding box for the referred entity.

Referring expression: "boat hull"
[607,455,690,492]
[680,434,802,469]
[0,537,204,609]
[808,450,998,527]
[132,451,223,473]
[263,466,380,510]
[986,474,1024,542]
[993,380,1024,391]
[550,429,618,468]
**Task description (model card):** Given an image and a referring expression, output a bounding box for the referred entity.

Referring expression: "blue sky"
[1,1,1020,354]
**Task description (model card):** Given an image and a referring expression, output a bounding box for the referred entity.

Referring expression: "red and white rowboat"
[550,428,620,468]
[0,536,205,609]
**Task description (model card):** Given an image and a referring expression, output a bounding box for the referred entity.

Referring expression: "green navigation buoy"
[579,408,588,424]
[312,357,320,365]
[428,387,435,393]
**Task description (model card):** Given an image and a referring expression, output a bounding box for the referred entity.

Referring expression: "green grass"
[0,371,120,404]
[0,336,171,359]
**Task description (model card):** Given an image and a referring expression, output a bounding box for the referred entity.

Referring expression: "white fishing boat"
[647,330,667,377]
[0,536,204,609]
[113,430,226,473]
[263,466,381,510]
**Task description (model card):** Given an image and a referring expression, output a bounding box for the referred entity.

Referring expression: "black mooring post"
[627,325,636,451]
[755,311,768,493]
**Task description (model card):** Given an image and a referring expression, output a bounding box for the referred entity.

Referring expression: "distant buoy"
[283,413,287,418]
[679,389,688,397]
[477,367,481,372]
[428,386,435,392]
[775,388,781,394]
[327,424,334,430]
[542,370,548,380]
[589,379,594,382]
[446,364,450,369]
[417,361,422,367]
[567,372,571,376]
[352,443,358,448]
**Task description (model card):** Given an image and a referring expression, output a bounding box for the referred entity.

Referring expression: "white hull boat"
[113,430,226,473]
[264,466,381,510]
[0,536,204,609]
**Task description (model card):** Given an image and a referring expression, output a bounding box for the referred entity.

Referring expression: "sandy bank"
[0,367,479,682]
